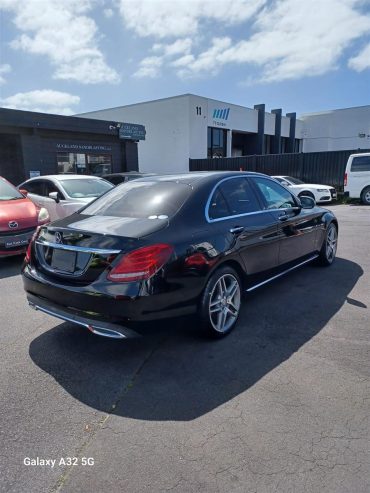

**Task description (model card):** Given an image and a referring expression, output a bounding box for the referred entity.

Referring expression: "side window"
[207,178,260,220]
[219,178,260,215]
[208,189,231,220]
[252,177,297,210]
[22,180,44,196]
[351,156,370,172]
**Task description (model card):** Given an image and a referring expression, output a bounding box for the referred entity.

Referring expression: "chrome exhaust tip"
[27,296,138,339]
[87,325,126,339]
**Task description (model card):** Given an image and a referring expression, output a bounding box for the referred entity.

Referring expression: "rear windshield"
[59,178,113,198]
[0,179,24,200]
[81,181,192,218]
[351,156,370,172]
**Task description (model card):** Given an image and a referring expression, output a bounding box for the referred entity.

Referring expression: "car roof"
[23,174,105,182]
[105,172,156,176]
[131,171,267,187]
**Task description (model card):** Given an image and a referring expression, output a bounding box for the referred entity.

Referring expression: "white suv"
[344,153,370,205]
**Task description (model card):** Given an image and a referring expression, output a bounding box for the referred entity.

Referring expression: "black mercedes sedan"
[22,172,338,339]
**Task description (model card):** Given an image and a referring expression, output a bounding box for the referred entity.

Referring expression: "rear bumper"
[22,264,198,330]
[27,293,138,339]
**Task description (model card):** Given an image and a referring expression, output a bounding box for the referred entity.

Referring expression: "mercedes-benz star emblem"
[55,232,63,244]
[8,221,18,229]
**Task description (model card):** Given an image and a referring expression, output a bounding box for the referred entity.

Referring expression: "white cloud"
[0,90,80,115]
[178,0,370,82]
[103,8,114,18]
[0,0,120,84]
[152,38,193,57]
[349,43,370,71]
[133,56,163,78]
[134,38,193,78]
[118,0,266,38]
[0,63,11,85]
[128,0,370,83]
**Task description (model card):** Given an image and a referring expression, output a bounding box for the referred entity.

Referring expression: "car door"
[207,176,280,275]
[249,176,320,266]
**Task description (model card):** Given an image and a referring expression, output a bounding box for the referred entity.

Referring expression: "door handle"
[229,226,244,235]
[278,213,288,222]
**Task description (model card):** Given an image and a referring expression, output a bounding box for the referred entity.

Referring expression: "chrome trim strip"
[205,175,298,223]
[246,255,319,292]
[35,239,121,255]
[28,301,127,339]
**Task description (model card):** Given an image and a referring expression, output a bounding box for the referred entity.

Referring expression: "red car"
[0,177,49,257]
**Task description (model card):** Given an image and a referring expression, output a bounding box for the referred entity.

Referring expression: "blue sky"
[0,0,369,117]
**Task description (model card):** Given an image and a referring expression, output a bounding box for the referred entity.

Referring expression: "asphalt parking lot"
[1,204,370,493]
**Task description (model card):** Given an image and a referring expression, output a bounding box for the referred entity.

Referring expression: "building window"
[208,127,227,158]
[57,152,112,175]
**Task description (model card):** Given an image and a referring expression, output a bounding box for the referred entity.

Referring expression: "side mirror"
[49,191,60,203]
[19,188,28,197]
[300,195,316,209]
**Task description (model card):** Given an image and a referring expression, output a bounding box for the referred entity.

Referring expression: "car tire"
[317,222,338,266]
[360,186,370,205]
[198,265,242,338]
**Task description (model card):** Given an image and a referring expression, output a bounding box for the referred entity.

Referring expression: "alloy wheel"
[326,224,338,262]
[209,274,241,333]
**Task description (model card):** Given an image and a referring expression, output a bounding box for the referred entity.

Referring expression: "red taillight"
[344,172,347,187]
[107,244,173,282]
[25,227,41,264]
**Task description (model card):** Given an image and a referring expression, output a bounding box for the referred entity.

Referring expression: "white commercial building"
[80,94,303,174]
[79,95,370,174]
[300,105,370,152]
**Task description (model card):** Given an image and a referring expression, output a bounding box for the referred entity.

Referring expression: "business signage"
[119,123,146,141]
[56,143,112,151]
[210,107,231,127]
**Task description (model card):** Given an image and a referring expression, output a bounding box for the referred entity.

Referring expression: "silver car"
[18,175,113,222]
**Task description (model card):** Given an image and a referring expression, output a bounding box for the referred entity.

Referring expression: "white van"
[344,153,370,205]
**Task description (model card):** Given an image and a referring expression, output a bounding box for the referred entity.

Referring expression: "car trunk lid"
[33,214,168,284]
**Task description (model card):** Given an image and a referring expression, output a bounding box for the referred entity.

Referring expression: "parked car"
[102,172,157,185]
[272,176,337,203]
[23,172,338,340]
[0,176,49,257]
[344,153,370,204]
[18,175,113,222]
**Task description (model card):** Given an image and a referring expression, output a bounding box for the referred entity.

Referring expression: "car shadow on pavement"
[29,257,362,421]
[0,256,24,280]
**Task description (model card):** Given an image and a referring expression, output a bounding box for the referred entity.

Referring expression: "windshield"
[82,181,192,218]
[59,178,113,198]
[0,179,24,201]
[285,176,304,185]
